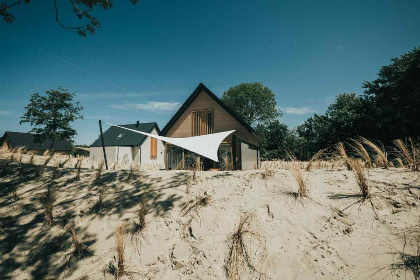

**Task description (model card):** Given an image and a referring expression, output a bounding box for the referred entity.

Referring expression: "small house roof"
[1,131,72,151]
[90,122,159,147]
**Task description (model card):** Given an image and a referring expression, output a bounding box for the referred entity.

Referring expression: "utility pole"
[99,120,108,170]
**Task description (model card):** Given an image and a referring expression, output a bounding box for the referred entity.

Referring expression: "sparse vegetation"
[393,138,419,171]
[181,194,211,217]
[95,160,105,181]
[115,223,126,278]
[348,158,369,199]
[348,138,372,168]
[40,185,55,226]
[75,157,83,180]
[225,212,267,280]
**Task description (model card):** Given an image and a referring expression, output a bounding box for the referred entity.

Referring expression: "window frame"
[191,108,214,136]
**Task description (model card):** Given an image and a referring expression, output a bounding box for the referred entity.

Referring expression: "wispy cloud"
[280,107,316,115]
[110,102,181,112]
[84,115,131,121]
[0,110,11,116]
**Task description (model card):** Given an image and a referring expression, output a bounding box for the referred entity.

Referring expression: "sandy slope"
[0,157,419,280]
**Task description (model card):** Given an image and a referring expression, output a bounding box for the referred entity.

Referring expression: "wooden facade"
[161,83,260,170]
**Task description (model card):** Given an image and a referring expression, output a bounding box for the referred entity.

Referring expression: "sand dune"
[0,156,419,279]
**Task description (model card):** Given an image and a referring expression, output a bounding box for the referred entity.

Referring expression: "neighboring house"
[89,122,164,166]
[0,131,72,155]
[161,83,261,171]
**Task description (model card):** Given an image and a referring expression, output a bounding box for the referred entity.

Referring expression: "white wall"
[90,146,117,163]
[140,128,165,167]
[89,128,164,169]
[241,142,258,170]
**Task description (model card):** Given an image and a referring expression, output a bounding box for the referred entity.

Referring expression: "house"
[161,83,261,170]
[89,122,164,166]
[0,131,72,155]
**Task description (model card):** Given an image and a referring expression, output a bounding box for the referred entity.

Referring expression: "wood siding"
[165,90,259,146]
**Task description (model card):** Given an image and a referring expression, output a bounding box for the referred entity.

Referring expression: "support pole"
[99,120,108,170]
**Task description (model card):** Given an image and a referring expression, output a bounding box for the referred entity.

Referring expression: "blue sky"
[1,0,419,145]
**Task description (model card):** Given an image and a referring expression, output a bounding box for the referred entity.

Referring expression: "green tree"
[221,82,280,127]
[20,86,83,150]
[363,47,420,142]
[0,0,139,36]
[297,93,373,153]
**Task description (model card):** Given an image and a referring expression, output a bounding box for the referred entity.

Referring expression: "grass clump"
[358,137,388,169]
[95,160,105,181]
[59,156,71,168]
[348,158,369,199]
[115,223,127,278]
[75,157,83,180]
[181,194,211,217]
[393,138,419,171]
[225,212,267,280]
[41,185,55,226]
[349,138,372,168]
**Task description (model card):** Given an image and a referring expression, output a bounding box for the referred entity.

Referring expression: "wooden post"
[99,120,108,170]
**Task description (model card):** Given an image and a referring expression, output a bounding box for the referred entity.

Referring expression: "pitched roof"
[90,122,159,147]
[1,131,72,151]
[161,83,261,141]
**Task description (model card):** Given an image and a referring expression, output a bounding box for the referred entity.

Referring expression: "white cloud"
[0,110,10,116]
[280,107,316,115]
[110,102,181,112]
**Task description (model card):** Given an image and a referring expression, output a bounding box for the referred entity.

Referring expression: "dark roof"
[161,83,261,141]
[90,122,160,147]
[1,131,72,151]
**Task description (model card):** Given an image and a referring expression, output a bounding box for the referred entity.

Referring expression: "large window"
[150,137,157,159]
[192,109,214,136]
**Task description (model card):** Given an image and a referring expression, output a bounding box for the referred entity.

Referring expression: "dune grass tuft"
[95,160,105,181]
[349,138,372,168]
[357,137,388,169]
[348,158,369,199]
[306,147,328,171]
[181,194,211,217]
[59,156,70,168]
[40,185,55,226]
[225,212,267,280]
[115,223,126,278]
[393,138,419,171]
[75,157,83,181]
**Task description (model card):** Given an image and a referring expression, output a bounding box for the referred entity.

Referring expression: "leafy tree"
[221,82,280,127]
[256,120,288,158]
[297,93,374,153]
[0,0,139,36]
[363,47,420,142]
[20,86,83,150]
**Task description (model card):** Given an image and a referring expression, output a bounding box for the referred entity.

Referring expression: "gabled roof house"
[89,122,164,166]
[1,131,72,155]
[161,83,260,170]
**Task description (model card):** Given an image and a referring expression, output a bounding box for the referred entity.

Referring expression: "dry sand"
[0,154,419,279]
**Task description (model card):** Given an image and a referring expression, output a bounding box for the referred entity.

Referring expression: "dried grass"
[225,212,267,280]
[126,164,138,181]
[393,138,419,171]
[181,194,211,217]
[306,147,328,171]
[41,185,55,226]
[291,162,307,197]
[348,158,369,199]
[75,157,83,181]
[358,137,388,169]
[349,138,372,168]
[115,223,126,278]
[67,222,84,256]
[43,154,55,166]
[96,160,105,181]
[59,156,70,168]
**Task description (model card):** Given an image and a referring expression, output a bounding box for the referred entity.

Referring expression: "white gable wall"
[139,128,164,167]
